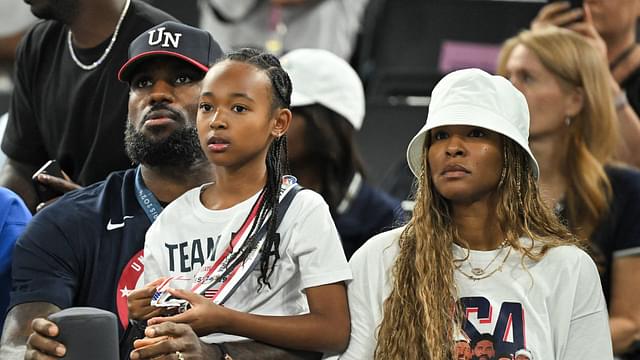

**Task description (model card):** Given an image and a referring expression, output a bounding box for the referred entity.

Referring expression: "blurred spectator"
[0,0,175,212]
[531,0,640,167]
[198,0,369,59]
[498,26,640,357]
[281,48,402,258]
[0,187,30,332]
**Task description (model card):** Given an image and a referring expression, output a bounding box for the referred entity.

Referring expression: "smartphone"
[550,0,583,10]
[32,160,65,202]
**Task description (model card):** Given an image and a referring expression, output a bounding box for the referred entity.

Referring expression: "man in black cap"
[0,21,219,359]
[0,0,175,212]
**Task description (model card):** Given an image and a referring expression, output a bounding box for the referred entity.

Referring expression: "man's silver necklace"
[455,240,511,281]
[67,0,131,70]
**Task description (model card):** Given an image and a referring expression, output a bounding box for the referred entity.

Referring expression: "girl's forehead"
[202,60,271,95]
[205,60,264,81]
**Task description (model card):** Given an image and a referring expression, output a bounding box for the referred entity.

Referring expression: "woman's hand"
[565,5,608,61]
[531,1,584,30]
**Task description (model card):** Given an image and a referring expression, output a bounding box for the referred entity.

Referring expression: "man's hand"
[24,318,65,360]
[127,278,168,321]
[34,171,81,212]
[129,322,219,360]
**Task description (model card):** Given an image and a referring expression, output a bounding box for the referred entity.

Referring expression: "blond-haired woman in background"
[340,68,612,360]
[498,26,640,357]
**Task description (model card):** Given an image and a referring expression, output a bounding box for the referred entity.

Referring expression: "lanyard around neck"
[134,166,164,223]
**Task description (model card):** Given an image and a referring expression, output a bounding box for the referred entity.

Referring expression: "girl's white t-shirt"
[143,185,352,343]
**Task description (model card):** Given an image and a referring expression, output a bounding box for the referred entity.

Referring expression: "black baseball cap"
[118,21,223,82]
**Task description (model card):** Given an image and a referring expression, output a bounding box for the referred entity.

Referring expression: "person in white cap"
[280,48,403,259]
[339,68,612,360]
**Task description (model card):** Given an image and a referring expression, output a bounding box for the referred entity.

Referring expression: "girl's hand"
[127,278,167,321]
[147,288,229,336]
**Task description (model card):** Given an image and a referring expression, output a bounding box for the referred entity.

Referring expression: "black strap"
[217,184,303,304]
[610,43,637,71]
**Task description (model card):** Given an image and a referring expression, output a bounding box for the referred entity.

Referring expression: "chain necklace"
[455,240,511,281]
[67,0,131,71]
[609,43,637,72]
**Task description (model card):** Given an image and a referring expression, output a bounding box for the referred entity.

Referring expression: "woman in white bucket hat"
[340,68,612,360]
[499,27,640,357]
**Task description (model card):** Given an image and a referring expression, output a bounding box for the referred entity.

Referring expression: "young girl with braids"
[340,68,612,360]
[131,48,351,354]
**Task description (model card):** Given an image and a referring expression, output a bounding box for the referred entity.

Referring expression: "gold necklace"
[455,241,511,281]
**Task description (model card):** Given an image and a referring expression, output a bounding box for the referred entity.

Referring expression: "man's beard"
[124,122,205,168]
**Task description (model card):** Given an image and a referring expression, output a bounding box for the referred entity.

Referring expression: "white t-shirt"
[341,226,613,360]
[144,185,352,343]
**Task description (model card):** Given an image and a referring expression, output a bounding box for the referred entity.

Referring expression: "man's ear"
[272,108,292,137]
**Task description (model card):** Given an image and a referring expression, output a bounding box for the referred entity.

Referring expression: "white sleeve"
[561,252,613,359]
[288,194,352,289]
[339,249,380,360]
[142,219,167,284]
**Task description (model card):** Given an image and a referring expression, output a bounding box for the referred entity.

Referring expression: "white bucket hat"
[406,68,539,179]
[280,48,365,130]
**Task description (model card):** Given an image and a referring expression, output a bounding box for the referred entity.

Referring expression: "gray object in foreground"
[48,307,118,360]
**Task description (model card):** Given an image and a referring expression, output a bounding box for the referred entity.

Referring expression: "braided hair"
[218,48,292,289]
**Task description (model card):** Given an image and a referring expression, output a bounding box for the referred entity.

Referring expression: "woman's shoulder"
[536,243,595,269]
